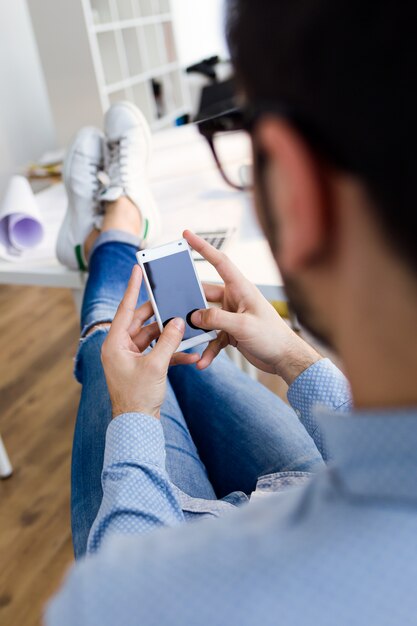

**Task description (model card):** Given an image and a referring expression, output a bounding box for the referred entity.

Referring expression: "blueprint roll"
[0,175,44,259]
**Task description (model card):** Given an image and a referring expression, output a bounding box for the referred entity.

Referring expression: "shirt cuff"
[104,412,166,470]
[288,358,352,421]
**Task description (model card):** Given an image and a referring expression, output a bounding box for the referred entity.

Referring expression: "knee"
[74,328,109,384]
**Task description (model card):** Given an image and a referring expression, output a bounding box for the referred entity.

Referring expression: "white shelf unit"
[28,0,190,147]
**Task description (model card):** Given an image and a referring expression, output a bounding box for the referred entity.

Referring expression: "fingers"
[128,301,155,336]
[183,230,244,284]
[135,321,201,365]
[109,265,143,337]
[191,305,242,336]
[134,321,200,365]
[150,317,185,368]
[132,321,160,352]
[169,352,200,367]
[196,331,230,370]
[203,282,225,303]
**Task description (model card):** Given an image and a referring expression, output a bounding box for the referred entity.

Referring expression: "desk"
[0,124,285,302]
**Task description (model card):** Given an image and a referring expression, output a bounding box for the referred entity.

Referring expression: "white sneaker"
[99,101,161,246]
[56,127,104,271]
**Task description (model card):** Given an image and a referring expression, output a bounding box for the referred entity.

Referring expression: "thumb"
[191,307,241,336]
[151,318,185,366]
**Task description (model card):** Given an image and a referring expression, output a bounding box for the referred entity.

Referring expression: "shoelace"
[88,163,101,194]
[106,138,129,187]
[94,139,127,213]
[86,162,104,216]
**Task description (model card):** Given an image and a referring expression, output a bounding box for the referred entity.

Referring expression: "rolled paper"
[0,175,44,259]
[8,212,44,250]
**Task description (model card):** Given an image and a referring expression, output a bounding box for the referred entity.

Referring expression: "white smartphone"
[136,239,217,352]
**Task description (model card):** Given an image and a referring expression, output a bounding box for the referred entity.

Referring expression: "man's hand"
[184,230,321,385]
[101,265,199,419]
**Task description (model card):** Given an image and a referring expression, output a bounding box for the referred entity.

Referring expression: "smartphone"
[136,239,217,352]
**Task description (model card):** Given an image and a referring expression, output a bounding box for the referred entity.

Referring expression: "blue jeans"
[71,231,324,558]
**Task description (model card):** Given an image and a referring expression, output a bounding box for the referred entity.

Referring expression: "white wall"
[0,0,56,200]
[171,0,228,67]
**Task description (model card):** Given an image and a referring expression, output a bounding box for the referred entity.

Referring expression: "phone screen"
[144,250,207,341]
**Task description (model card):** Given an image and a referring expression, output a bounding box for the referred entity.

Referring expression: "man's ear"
[256,118,329,273]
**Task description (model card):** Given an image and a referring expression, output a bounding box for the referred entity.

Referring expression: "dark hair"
[227,0,417,272]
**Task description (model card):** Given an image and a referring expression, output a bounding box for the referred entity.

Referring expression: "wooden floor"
[0,285,80,626]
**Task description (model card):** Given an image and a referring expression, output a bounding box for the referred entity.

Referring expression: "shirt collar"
[316,407,417,501]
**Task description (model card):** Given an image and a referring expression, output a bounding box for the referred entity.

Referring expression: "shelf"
[158,0,170,13]
[132,80,155,123]
[121,26,144,76]
[104,61,180,94]
[89,0,171,24]
[97,30,124,85]
[151,106,188,131]
[141,0,156,16]
[108,87,130,106]
[87,0,188,121]
[92,13,172,32]
[157,69,184,114]
[89,0,114,24]
[142,22,164,69]
[116,0,139,21]
[162,19,176,62]
[29,0,190,147]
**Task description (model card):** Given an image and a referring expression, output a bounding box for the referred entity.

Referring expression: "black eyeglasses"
[196,102,348,192]
[196,107,255,192]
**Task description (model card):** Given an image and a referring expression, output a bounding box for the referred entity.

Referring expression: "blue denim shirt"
[46,359,417,626]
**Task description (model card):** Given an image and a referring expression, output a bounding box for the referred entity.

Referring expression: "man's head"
[226,0,417,349]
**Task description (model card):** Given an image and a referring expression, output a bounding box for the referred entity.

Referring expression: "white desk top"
[0,125,285,301]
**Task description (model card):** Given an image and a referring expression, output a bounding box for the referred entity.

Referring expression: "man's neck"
[343,336,417,410]
[337,264,417,410]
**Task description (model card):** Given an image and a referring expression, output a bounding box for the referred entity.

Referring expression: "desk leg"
[71,287,84,316]
[0,435,13,479]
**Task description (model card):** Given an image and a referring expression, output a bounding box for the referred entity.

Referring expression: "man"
[47,1,417,624]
